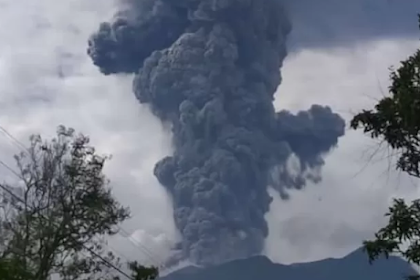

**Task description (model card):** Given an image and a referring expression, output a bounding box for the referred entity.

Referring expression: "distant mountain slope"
[161,248,417,280]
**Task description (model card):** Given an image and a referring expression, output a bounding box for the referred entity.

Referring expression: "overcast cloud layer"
[0,0,419,271]
[285,0,420,50]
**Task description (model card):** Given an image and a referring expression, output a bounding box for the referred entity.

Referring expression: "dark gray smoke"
[88,0,345,266]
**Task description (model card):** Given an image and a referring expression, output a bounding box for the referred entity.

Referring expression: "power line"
[0,125,165,269]
[0,162,135,280]
[117,226,164,268]
[99,237,133,266]
[0,158,21,179]
[0,126,28,152]
[0,125,174,277]
[0,141,136,280]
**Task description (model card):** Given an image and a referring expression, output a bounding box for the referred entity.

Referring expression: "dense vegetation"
[0,126,157,280]
[351,14,420,279]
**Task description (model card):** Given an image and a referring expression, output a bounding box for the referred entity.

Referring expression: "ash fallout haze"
[88,0,345,266]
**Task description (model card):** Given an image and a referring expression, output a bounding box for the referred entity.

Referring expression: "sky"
[0,0,419,273]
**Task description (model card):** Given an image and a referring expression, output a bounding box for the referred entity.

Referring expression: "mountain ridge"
[161,248,417,280]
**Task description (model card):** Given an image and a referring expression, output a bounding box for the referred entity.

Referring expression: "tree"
[128,262,159,280]
[350,14,420,279]
[0,257,33,280]
[0,126,158,280]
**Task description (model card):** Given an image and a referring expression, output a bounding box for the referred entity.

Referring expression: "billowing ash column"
[88,0,345,266]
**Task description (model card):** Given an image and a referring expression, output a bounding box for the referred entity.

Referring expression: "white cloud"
[266,38,420,264]
[284,0,420,50]
[0,0,179,268]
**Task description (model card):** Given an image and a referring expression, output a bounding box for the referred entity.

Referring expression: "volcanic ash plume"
[88,0,345,266]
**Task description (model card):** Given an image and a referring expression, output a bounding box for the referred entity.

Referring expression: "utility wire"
[0,125,169,276]
[0,161,135,280]
[0,125,165,269]
[0,158,21,178]
[0,130,136,280]
[0,126,28,152]
[117,226,164,268]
